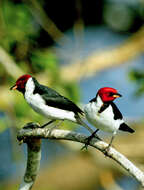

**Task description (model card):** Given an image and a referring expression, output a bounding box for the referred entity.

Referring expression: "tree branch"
[18,132,41,190]
[23,0,71,46]
[60,26,144,81]
[0,46,24,79]
[17,123,144,189]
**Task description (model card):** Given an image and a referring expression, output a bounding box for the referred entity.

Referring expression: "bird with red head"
[83,87,134,152]
[10,74,31,93]
[10,74,100,140]
[98,87,122,102]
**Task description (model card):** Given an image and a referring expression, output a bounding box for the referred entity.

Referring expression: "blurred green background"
[0,0,144,190]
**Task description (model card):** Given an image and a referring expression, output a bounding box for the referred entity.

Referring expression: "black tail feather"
[119,123,134,133]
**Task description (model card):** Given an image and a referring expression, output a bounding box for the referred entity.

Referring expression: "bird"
[10,74,100,137]
[83,87,134,151]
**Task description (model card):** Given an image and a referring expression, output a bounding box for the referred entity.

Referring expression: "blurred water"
[56,26,129,64]
[118,176,139,190]
[0,129,13,181]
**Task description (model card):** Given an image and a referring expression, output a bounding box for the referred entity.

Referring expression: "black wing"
[110,102,123,120]
[42,94,84,115]
[33,78,61,97]
[33,78,83,115]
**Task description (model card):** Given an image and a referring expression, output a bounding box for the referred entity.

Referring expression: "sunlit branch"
[60,26,144,81]
[0,46,24,78]
[17,123,144,190]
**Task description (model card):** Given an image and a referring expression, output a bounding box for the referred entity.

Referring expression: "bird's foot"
[94,134,102,141]
[81,130,101,150]
[81,135,92,150]
[23,122,40,129]
[103,145,111,156]
[81,143,88,151]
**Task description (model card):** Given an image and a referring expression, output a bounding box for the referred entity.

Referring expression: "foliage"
[0,1,80,132]
[1,1,39,51]
[129,69,144,96]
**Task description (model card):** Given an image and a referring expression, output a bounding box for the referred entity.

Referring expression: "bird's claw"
[23,122,40,129]
[81,136,91,150]
[103,145,110,156]
[81,133,101,150]
[81,143,88,151]
[81,135,94,150]
[94,134,102,141]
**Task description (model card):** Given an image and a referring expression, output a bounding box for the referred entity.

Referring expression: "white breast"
[24,78,77,122]
[84,95,123,133]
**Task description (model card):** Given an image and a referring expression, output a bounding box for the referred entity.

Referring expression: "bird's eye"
[109,92,114,96]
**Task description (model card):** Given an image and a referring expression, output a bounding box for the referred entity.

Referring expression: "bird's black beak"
[10,84,17,90]
[113,93,122,98]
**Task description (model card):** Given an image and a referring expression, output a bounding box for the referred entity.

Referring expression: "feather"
[119,123,134,133]
[33,77,83,115]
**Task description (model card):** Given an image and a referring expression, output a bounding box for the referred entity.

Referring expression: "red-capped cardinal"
[10,74,100,138]
[84,87,134,151]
